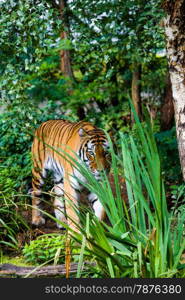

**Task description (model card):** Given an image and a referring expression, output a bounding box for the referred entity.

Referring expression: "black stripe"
[83,159,89,162]
[91,198,98,205]
[54,179,63,184]
[91,139,107,144]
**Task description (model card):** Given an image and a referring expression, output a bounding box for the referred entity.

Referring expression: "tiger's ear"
[78,128,88,137]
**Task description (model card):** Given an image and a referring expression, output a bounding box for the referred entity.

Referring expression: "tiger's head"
[78,127,111,181]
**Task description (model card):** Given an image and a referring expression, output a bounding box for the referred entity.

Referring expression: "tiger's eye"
[87,151,94,160]
[88,151,94,156]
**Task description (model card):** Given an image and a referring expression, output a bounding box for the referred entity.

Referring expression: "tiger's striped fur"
[31,119,111,231]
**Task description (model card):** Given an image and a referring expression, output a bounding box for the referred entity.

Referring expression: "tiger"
[31,119,111,231]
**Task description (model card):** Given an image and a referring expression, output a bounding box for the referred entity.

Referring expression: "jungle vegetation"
[0,0,185,278]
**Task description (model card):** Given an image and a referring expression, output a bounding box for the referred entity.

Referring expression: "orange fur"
[31,119,110,231]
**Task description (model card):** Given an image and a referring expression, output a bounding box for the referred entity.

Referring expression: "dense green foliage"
[22,234,91,266]
[23,234,66,264]
[70,0,166,125]
[0,0,184,278]
[0,196,29,251]
[0,0,166,126]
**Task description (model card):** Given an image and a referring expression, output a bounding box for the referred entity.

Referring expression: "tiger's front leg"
[64,178,80,232]
[53,183,67,229]
[88,192,105,220]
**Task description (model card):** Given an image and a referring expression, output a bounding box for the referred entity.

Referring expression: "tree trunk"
[131,64,142,121]
[0,262,95,277]
[59,0,85,119]
[163,0,185,180]
[59,0,74,79]
[160,73,174,131]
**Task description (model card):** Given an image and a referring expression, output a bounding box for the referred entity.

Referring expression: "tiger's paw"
[32,216,45,227]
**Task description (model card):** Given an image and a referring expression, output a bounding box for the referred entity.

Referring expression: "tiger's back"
[32,119,96,173]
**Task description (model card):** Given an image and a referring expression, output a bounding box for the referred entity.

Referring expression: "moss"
[0,255,33,267]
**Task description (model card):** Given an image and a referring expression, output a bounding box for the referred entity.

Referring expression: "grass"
[0,198,29,251]
[0,254,32,267]
[55,108,185,278]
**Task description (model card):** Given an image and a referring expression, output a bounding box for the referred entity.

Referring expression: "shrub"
[22,234,89,265]
[0,198,29,251]
[23,235,66,265]
[0,166,29,198]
